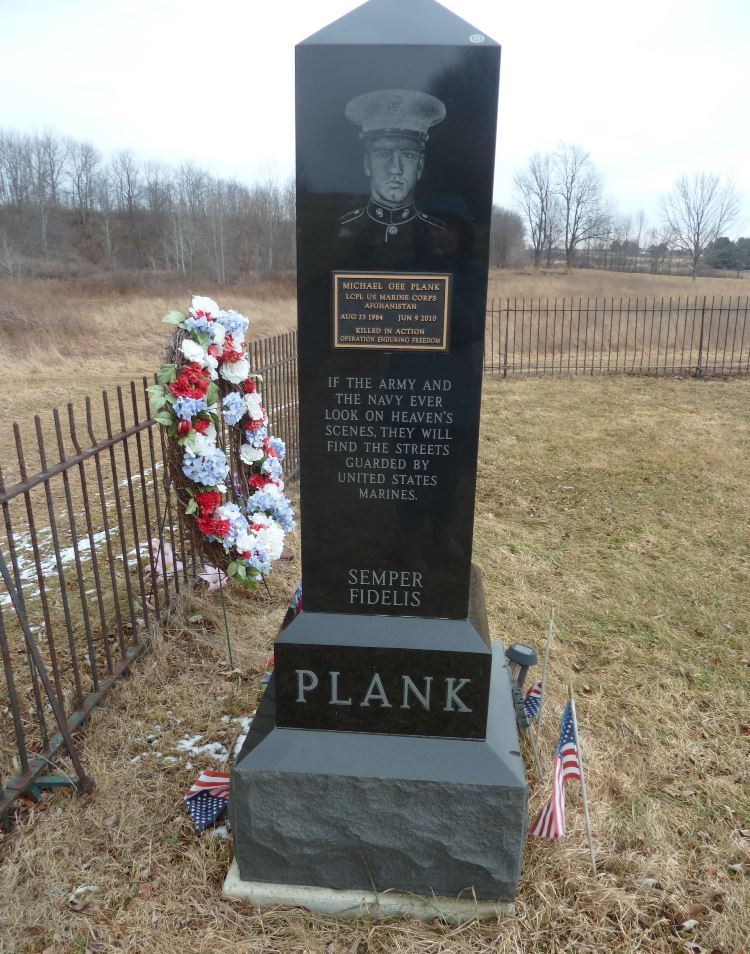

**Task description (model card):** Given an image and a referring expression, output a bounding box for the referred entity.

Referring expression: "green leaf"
[185,499,198,515]
[162,311,185,326]
[206,382,219,406]
[145,384,165,395]
[227,561,238,577]
[156,364,177,385]
[197,332,210,348]
[236,563,247,580]
[149,395,167,415]
[154,411,175,428]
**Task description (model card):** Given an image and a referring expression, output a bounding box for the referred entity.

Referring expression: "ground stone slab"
[222,859,515,922]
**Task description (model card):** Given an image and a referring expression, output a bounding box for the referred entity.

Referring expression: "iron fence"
[0,331,299,825]
[484,296,750,378]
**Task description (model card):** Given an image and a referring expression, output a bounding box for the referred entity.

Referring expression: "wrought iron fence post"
[694,297,706,378]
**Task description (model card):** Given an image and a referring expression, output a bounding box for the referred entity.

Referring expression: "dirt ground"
[1,376,748,954]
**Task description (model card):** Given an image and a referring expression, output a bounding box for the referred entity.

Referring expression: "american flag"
[184,769,230,833]
[523,680,543,720]
[529,702,581,839]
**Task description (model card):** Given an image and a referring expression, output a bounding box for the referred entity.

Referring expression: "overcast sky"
[2,0,748,236]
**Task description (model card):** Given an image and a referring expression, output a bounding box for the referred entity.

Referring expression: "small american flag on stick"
[529,701,581,839]
[184,769,230,833]
[523,680,543,720]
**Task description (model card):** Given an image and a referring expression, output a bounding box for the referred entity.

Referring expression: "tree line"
[0,128,744,282]
[511,144,744,277]
[0,129,295,282]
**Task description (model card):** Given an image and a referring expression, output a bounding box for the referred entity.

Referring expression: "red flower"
[248,474,272,491]
[168,363,210,399]
[207,344,220,359]
[196,516,231,538]
[193,418,211,435]
[193,310,214,322]
[245,414,265,433]
[177,420,191,437]
[241,551,251,560]
[195,490,221,518]
[262,437,276,457]
[243,378,256,394]
[219,335,243,364]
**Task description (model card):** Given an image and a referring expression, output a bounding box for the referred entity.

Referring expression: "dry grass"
[0,278,297,437]
[487,268,749,303]
[1,377,749,954]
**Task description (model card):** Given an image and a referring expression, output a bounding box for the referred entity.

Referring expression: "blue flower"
[247,488,295,532]
[182,447,229,487]
[184,315,213,335]
[221,392,246,426]
[218,309,250,339]
[172,396,208,421]
[245,425,268,448]
[262,456,283,483]
[267,437,286,461]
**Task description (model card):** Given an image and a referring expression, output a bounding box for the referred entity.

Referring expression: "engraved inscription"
[333,272,450,351]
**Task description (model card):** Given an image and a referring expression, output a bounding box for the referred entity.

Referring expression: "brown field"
[1,375,748,954]
[487,268,749,304]
[1,268,747,425]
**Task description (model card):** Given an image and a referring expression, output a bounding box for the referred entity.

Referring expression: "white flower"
[193,432,217,456]
[191,295,219,317]
[180,339,208,366]
[211,323,226,348]
[206,353,219,380]
[240,445,264,465]
[220,359,250,384]
[234,527,257,553]
[256,522,285,561]
[244,392,264,421]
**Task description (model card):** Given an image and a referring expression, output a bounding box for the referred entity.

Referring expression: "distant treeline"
[0,129,295,282]
[1,128,745,283]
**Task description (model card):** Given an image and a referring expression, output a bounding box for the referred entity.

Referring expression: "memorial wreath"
[148,295,294,587]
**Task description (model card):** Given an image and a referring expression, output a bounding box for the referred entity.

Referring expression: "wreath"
[148,295,295,587]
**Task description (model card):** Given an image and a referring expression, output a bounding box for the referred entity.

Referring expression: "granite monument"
[227,0,528,918]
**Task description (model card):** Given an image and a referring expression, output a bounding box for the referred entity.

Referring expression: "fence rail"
[484,296,750,378]
[0,331,298,824]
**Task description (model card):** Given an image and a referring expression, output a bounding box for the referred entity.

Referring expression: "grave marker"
[228,0,528,914]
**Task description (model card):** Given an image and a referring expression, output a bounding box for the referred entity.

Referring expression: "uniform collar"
[367,199,417,226]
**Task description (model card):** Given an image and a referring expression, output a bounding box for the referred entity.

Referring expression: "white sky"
[2,0,748,236]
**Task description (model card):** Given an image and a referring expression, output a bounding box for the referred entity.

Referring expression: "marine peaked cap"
[345,89,446,141]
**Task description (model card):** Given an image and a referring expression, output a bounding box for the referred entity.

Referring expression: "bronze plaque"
[332,272,451,351]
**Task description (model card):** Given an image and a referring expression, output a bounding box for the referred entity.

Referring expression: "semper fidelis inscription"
[231,0,528,909]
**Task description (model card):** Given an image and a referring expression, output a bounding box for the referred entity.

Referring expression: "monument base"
[230,643,527,903]
[222,858,515,922]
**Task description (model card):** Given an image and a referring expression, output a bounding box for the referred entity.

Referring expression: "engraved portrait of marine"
[338,88,448,252]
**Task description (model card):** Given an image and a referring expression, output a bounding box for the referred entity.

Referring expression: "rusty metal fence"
[484,296,750,378]
[0,331,298,825]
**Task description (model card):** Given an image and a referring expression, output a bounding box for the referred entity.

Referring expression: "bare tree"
[554,143,610,269]
[514,153,561,267]
[490,207,526,268]
[67,139,100,224]
[660,172,740,278]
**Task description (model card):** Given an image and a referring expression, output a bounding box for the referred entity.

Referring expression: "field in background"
[1,376,748,954]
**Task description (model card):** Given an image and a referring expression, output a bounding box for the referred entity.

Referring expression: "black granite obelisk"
[230,0,527,909]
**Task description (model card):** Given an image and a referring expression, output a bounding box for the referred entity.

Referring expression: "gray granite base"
[230,645,527,903]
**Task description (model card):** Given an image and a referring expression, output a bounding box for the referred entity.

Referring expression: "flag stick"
[535,615,555,745]
[568,684,597,876]
[527,720,543,776]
